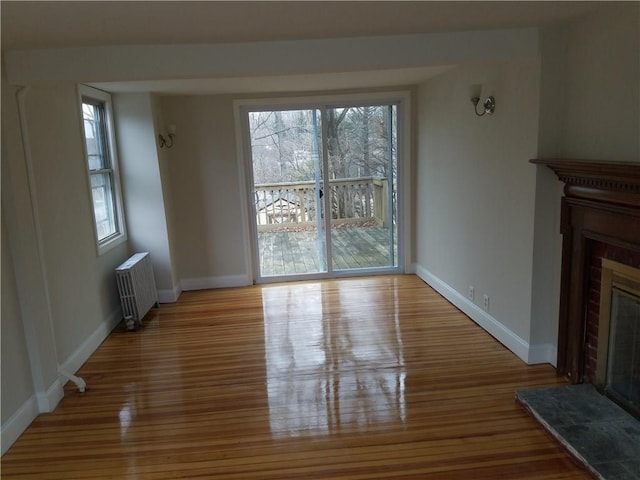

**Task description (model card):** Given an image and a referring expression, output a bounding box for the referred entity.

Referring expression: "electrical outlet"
[483,294,490,311]
[468,286,475,301]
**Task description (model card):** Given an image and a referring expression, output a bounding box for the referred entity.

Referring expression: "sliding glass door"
[244,100,400,282]
[248,109,327,276]
[325,105,397,272]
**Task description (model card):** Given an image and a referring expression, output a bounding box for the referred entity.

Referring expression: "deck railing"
[255,176,389,231]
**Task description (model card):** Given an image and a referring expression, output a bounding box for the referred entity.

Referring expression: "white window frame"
[78,85,127,255]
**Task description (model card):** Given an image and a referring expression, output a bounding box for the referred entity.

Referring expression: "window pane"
[90,173,117,241]
[82,102,110,171]
[326,104,398,271]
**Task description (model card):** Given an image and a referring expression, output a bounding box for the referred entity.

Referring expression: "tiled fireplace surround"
[532,158,640,389]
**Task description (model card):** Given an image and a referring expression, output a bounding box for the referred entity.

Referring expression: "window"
[78,85,126,253]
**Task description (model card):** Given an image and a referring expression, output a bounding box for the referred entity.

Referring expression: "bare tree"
[248,105,397,220]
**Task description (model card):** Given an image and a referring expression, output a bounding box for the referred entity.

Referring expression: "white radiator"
[116,252,158,329]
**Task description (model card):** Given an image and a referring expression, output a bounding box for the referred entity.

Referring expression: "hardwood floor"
[1,275,590,479]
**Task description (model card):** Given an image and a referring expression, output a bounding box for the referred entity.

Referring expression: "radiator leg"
[59,370,87,393]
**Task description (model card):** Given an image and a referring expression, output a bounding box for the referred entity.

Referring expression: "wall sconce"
[158,124,176,149]
[471,96,496,117]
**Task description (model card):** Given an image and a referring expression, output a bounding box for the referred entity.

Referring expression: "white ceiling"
[0,1,606,95]
[1,1,603,50]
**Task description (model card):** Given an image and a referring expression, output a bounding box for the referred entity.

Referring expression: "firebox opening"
[596,259,640,420]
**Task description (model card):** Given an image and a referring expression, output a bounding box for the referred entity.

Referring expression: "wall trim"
[1,395,39,456]
[58,306,122,388]
[414,264,554,365]
[36,378,63,413]
[181,274,251,291]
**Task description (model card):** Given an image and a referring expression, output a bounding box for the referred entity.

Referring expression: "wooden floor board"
[257,226,397,276]
[1,275,590,479]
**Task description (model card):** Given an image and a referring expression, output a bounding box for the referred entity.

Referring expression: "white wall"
[415,57,541,360]
[527,25,569,362]
[528,165,562,361]
[151,94,180,290]
[564,2,640,161]
[113,93,179,301]
[24,85,128,362]
[5,29,539,85]
[527,3,640,363]
[1,208,34,424]
[1,82,129,452]
[1,80,62,419]
[159,95,249,288]
[158,88,414,288]
[415,3,639,366]
[0,206,39,455]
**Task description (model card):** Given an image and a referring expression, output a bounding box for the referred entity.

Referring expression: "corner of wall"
[527,343,558,367]
[36,378,64,413]
[528,165,563,354]
[158,283,182,303]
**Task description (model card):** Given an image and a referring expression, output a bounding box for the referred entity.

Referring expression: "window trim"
[78,84,127,255]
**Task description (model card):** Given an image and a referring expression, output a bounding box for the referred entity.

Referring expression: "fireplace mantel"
[531,158,640,207]
[531,158,640,383]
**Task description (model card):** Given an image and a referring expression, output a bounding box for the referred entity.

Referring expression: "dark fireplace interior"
[607,286,640,416]
[585,244,640,419]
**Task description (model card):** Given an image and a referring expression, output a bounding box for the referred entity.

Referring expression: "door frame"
[234,91,412,284]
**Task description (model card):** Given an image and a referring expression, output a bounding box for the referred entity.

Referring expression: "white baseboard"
[181,274,251,291]
[1,395,39,456]
[157,283,182,303]
[36,377,64,412]
[58,306,121,388]
[414,264,555,365]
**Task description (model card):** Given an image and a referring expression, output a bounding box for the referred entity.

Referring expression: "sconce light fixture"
[471,96,496,117]
[158,124,176,149]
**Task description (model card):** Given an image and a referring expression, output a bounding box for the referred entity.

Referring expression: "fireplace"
[531,159,640,385]
[595,259,640,418]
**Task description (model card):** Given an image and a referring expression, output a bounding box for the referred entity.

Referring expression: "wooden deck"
[1,276,589,479]
[258,225,397,276]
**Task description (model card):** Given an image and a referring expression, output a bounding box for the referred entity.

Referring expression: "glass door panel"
[248,109,326,278]
[325,105,398,271]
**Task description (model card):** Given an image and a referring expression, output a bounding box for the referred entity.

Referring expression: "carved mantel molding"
[531,158,640,207]
[530,158,640,382]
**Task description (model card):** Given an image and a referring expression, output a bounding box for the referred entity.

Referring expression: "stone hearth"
[516,385,640,480]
